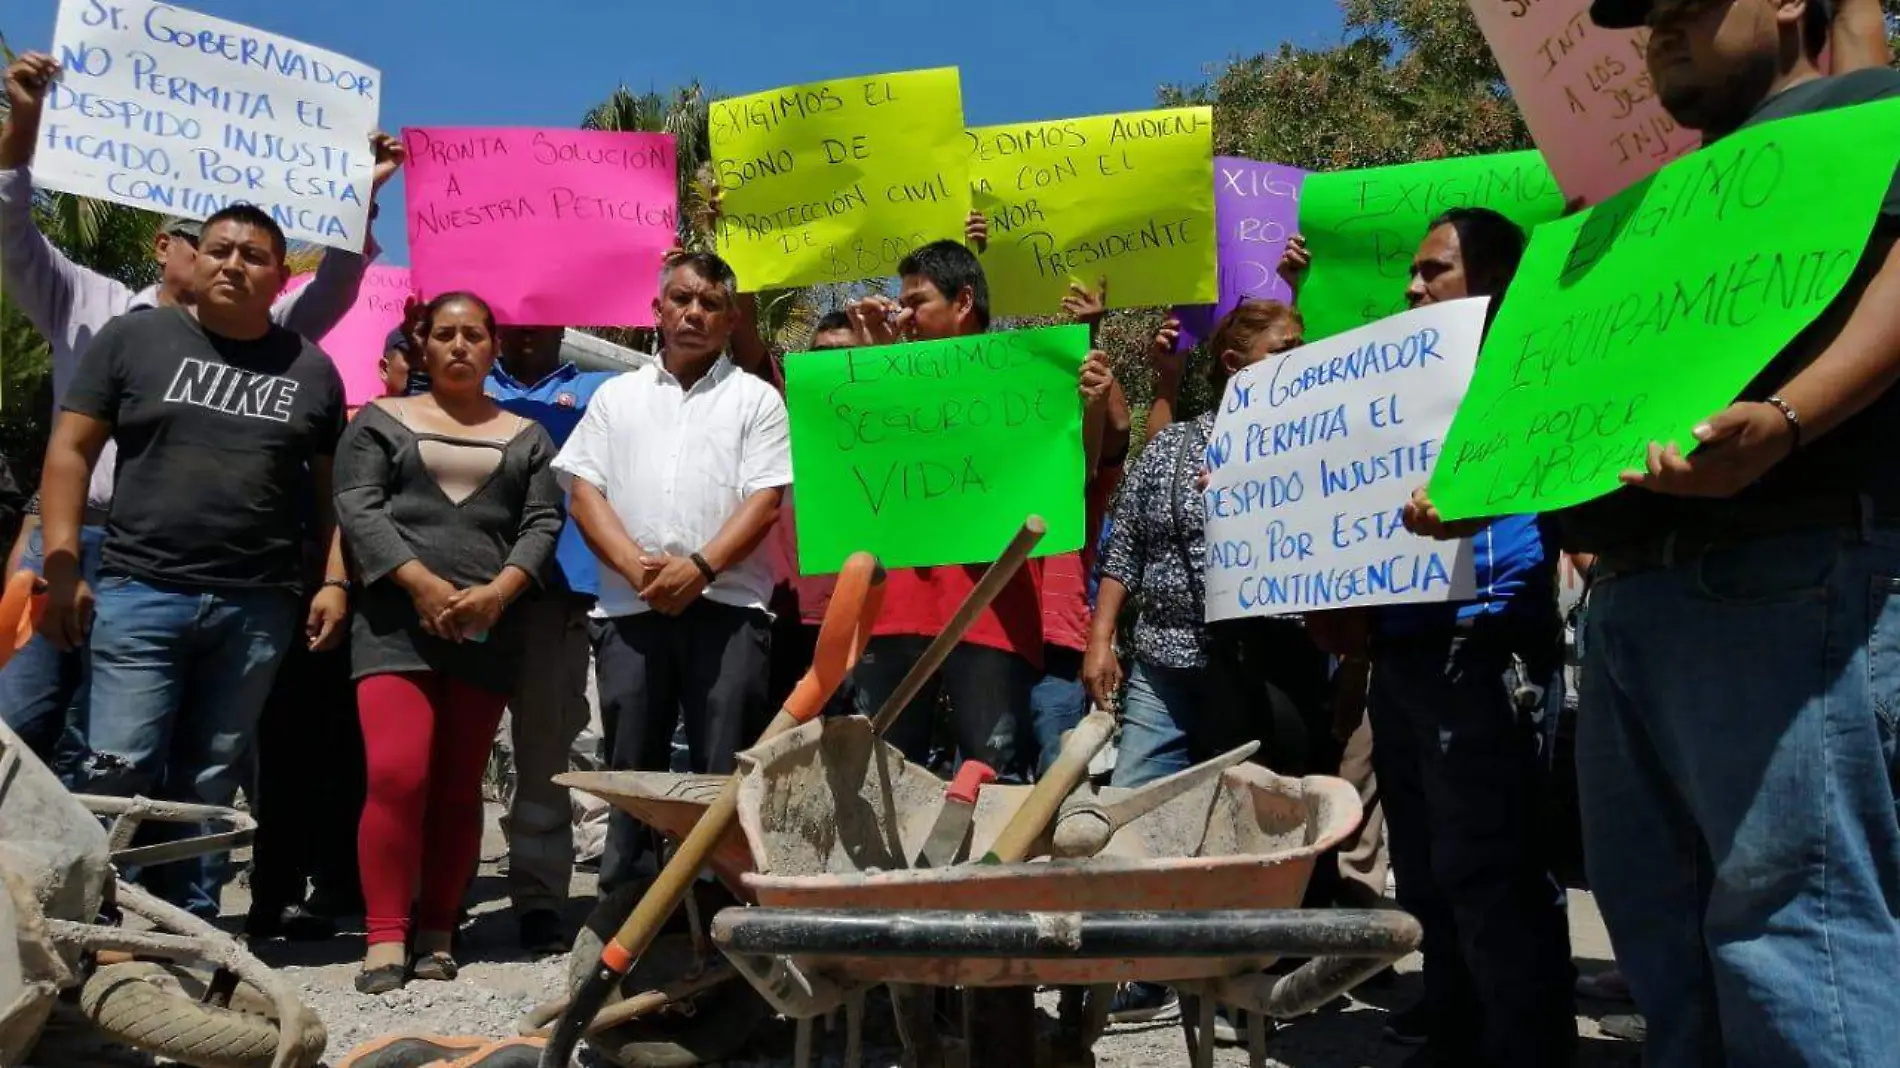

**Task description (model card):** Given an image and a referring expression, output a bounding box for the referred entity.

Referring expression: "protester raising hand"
[2,51,55,110]
[965,209,989,253]
[1063,277,1109,344]
[1080,350,1115,408]
[847,293,909,347]
[1141,315,1186,447]
[1278,234,1310,293]
[0,52,59,168]
[370,131,406,190]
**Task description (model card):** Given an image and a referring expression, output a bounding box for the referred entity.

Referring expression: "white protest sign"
[1202,297,1488,620]
[37,0,381,251]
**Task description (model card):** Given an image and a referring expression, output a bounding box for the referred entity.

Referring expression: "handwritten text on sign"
[711,68,968,292]
[1203,298,1488,620]
[1468,0,1697,206]
[783,325,1087,573]
[282,264,408,406]
[38,0,380,250]
[403,127,676,327]
[1430,99,1900,519]
[970,108,1216,318]
[1296,151,1565,340]
[1176,157,1308,348]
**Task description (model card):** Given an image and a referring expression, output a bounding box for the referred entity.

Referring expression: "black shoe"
[518,909,569,958]
[411,951,459,982]
[354,963,407,995]
[1107,982,1180,1024]
[1383,999,1430,1046]
[245,903,336,942]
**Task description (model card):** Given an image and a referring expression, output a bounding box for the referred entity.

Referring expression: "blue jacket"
[1380,513,1556,633]
[485,363,619,597]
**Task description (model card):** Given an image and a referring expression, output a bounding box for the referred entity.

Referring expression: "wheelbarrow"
[705,714,1421,1067]
[0,570,325,1068]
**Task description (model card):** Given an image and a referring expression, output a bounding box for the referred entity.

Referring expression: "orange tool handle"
[0,570,45,674]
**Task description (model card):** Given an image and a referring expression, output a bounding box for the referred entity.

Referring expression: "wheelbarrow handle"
[0,570,45,675]
[540,552,885,1068]
[764,551,886,735]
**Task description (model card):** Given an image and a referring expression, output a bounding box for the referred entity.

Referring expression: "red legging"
[357,672,509,947]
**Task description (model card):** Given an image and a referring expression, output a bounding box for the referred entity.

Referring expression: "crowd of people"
[1,0,1898,1064]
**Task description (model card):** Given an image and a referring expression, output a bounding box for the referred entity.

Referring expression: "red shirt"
[1040,552,1090,653]
[873,562,1045,669]
[765,489,838,626]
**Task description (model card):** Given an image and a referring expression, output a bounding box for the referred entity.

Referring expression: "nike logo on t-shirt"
[163,357,301,424]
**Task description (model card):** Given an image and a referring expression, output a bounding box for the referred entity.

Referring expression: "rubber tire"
[567,882,769,1068]
[79,961,327,1068]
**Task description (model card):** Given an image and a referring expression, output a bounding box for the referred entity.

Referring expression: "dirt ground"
[26,802,1641,1068]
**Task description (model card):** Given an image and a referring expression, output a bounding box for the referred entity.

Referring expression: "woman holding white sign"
[1086,300,1328,782]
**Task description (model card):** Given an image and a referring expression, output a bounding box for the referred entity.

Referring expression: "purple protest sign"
[1175,158,1308,348]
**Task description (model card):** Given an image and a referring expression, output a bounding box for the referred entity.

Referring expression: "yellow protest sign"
[710,68,969,291]
[969,107,1216,317]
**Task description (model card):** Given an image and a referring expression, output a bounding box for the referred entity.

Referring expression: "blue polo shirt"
[485,362,620,596]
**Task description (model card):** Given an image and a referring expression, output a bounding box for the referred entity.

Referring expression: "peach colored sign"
[1468,0,1700,205]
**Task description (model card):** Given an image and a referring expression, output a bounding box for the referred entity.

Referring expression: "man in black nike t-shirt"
[37,204,352,918]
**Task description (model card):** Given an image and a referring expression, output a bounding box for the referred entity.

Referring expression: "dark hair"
[201,204,287,261]
[1801,0,1832,59]
[813,310,852,335]
[1426,207,1527,295]
[1207,300,1304,390]
[898,240,990,330]
[419,291,498,343]
[663,251,739,296]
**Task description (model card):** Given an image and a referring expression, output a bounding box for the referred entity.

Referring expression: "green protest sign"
[1297,151,1566,340]
[1430,98,1900,520]
[784,325,1088,572]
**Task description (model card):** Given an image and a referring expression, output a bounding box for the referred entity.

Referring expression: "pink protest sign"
[1467,0,1700,205]
[1176,157,1307,348]
[402,127,678,327]
[282,265,410,406]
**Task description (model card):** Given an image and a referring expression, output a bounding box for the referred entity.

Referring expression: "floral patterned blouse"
[1100,412,1213,669]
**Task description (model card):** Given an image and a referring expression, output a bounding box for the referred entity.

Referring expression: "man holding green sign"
[782,238,1115,773]
[1408,0,1900,1062]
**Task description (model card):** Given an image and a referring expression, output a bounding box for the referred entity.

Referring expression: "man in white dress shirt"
[553,251,791,893]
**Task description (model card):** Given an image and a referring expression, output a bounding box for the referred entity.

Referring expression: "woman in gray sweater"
[333,291,564,994]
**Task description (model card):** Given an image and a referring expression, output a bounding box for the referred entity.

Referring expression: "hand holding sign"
[3,52,57,113]
[1618,402,1796,498]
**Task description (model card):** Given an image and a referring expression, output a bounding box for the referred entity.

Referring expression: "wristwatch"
[321,577,352,591]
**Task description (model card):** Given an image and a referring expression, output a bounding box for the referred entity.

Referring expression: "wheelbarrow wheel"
[568,882,769,1068]
[79,961,327,1068]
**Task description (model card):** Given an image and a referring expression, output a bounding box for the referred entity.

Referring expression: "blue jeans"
[1024,645,1087,778]
[1579,526,1900,1068]
[83,574,300,918]
[1111,661,1203,788]
[0,524,106,780]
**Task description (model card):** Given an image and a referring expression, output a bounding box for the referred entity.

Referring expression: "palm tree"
[580,82,824,353]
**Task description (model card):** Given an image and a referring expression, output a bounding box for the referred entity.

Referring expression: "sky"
[5,0,1345,265]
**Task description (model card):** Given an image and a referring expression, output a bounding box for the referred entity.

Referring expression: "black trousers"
[250,636,365,915]
[1368,612,1576,1067]
[595,601,770,894]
